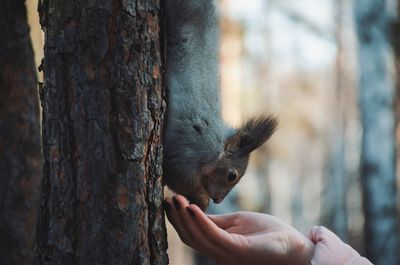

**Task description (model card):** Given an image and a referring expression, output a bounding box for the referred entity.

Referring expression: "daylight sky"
[223,0,336,71]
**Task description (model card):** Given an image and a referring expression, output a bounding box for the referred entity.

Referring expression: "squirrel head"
[200,115,277,204]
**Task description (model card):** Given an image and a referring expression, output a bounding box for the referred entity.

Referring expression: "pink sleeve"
[308,226,373,265]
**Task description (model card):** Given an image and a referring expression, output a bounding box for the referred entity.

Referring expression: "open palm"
[165,195,314,265]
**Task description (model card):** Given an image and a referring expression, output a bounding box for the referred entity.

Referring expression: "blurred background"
[165,0,400,264]
[24,0,399,264]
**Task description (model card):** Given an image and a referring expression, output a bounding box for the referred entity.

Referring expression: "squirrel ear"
[225,115,278,156]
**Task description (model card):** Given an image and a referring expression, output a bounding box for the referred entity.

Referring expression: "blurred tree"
[354,0,399,264]
[322,0,349,242]
[391,1,400,263]
[26,0,43,78]
[0,0,41,264]
[34,0,168,264]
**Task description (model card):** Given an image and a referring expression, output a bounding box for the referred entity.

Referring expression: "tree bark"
[0,1,41,264]
[34,0,168,264]
[354,1,399,264]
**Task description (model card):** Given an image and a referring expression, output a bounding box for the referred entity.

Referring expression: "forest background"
[2,0,399,265]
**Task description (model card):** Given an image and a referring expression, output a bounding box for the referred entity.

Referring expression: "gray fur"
[163,0,277,210]
[163,0,227,191]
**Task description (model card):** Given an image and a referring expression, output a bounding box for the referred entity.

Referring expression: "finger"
[172,194,224,257]
[208,212,254,234]
[173,195,224,259]
[309,226,342,245]
[189,204,242,252]
[208,213,239,230]
[164,197,195,247]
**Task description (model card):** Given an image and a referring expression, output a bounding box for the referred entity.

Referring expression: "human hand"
[164,195,314,265]
[309,226,372,265]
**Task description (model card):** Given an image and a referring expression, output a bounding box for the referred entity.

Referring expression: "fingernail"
[173,197,180,210]
[187,207,195,218]
[162,200,171,213]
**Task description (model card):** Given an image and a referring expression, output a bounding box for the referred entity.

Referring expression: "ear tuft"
[226,115,278,156]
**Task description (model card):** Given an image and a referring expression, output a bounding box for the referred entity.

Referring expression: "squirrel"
[163,0,277,210]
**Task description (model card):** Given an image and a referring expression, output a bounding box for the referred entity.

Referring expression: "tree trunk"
[391,1,400,263]
[0,0,41,264]
[354,1,399,264]
[34,0,168,264]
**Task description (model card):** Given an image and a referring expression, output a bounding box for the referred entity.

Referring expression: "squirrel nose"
[212,197,223,204]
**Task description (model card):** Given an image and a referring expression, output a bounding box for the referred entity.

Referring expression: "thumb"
[309,226,342,245]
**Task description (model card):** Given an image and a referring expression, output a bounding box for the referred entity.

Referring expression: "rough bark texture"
[0,0,41,264]
[354,1,399,264]
[34,0,168,264]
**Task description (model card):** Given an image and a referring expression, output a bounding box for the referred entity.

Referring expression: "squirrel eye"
[228,171,237,182]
